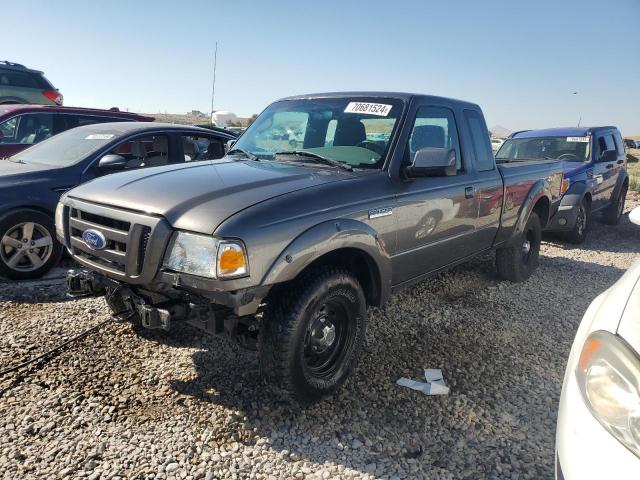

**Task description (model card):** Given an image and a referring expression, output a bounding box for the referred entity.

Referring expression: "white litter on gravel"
[397,368,450,395]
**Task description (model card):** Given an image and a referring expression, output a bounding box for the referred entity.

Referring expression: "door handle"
[606,164,614,169]
[465,186,475,199]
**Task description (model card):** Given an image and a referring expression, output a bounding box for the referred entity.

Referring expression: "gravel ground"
[1,194,639,480]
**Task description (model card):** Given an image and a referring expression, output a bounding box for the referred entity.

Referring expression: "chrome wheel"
[0,222,53,272]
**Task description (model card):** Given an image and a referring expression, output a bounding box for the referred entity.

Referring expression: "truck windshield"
[496,136,591,162]
[232,97,404,169]
[12,127,117,167]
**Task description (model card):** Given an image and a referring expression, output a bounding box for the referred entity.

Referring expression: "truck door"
[463,109,504,247]
[593,132,619,210]
[392,105,479,285]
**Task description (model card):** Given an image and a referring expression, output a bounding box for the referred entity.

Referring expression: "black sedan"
[0,122,235,279]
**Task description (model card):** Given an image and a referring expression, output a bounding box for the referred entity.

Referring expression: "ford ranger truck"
[496,127,628,243]
[57,92,563,403]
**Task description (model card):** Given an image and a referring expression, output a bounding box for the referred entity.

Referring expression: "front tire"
[563,199,590,244]
[0,209,63,280]
[258,268,367,403]
[496,211,542,282]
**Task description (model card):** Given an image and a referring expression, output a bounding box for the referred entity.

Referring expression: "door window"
[597,134,615,157]
[464,109,495,171]
[181,134,226,161]
[11,114,54,144]
[109,135,169,169]
[406,106,462,172]
[0,116,18,143]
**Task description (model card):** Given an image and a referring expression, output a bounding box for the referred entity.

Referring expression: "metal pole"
[210,42,218,120]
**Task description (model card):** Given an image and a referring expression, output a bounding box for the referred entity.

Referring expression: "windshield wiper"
[227,148,258,161]
[275,150,353,171]
[7,156,24,164]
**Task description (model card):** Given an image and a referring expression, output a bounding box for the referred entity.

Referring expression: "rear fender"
[507,179,551,245]
[261,219,392,305]
[611,169,629,200]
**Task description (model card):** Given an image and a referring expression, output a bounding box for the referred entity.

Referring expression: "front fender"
[560,180,590,208]
[261,218,392,305]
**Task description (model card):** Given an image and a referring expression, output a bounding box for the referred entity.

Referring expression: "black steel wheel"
[259,267,367,403]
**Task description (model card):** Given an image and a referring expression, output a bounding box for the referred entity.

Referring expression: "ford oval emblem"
[82,229,107,250]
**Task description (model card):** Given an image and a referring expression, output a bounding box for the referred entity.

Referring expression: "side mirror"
[225,139,236,153]
[98,154,127,172]
[405,147,457,177]
[600,149,617,163]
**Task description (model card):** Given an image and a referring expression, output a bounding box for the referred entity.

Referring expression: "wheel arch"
[261,219,391,307]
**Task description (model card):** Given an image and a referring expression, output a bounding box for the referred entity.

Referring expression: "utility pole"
[210,42,218,122]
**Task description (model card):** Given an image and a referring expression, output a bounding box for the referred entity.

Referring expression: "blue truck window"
[464,109,494,172]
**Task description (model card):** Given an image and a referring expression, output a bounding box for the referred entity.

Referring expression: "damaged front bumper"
[66,268,267,339]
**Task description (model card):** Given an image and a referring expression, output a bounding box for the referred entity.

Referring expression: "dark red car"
[0,105,153,158]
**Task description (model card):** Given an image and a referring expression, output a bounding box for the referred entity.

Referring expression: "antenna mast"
[210,42,218,121]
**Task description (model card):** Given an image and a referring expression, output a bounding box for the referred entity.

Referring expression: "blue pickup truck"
[496,127,628,243]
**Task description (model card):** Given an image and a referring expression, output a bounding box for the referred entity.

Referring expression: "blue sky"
[7,0,640,133]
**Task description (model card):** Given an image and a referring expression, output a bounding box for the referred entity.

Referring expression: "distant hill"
[490,125,512,138]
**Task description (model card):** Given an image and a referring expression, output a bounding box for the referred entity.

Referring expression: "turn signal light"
[561,178,570,195]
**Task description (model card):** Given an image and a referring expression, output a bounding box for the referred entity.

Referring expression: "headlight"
[576,331,640,458]
[55,202,65,239]
[163,232,248,279]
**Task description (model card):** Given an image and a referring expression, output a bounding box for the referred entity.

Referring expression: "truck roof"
[279,91,481,110]
[511,126,618,138]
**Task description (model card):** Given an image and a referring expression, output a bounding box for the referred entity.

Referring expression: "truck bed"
[494,159,563,245]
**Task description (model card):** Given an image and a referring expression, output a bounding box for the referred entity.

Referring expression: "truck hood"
[66,159,357,233]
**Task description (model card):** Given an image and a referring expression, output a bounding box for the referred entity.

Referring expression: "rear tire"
[602,186,627,225]
[563,199,590,244]
[258,267,367,404]
[496,212,542,282]
[0,209,63,280]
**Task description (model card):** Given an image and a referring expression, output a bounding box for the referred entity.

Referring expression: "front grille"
[64,199,170,282]
[69,208,131,273]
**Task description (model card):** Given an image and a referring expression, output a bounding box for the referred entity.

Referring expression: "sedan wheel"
[0,210,63,280]
[1,222,54,272]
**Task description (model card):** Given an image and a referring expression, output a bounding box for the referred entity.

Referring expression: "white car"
[556,207,640,479]
[490,138,504,152]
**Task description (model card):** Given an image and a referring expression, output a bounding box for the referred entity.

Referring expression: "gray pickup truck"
[57,92,563,402]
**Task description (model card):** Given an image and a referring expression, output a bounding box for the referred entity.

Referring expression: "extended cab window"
[465,109,494,172]
[111,135,170,169]
[181,134,226,161]
[406,106,462,172]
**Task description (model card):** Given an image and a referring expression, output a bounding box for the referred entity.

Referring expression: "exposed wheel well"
[532,197,550,228]
[0,205,54,221]
[295,248,382,307]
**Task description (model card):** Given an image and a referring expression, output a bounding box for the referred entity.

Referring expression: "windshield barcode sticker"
[566,136,590,142]
[85,134,115,140]
[344,102,392,117]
